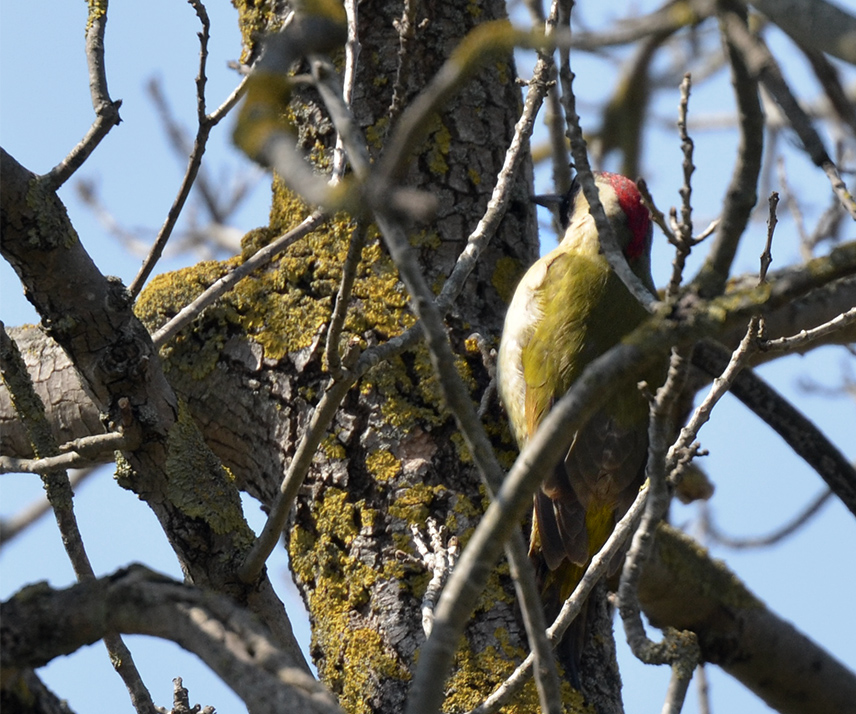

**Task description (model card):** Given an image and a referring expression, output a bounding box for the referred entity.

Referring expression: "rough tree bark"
[131,1,545,712]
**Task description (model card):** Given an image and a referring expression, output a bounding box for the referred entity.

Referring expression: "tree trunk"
[138,1,541,711]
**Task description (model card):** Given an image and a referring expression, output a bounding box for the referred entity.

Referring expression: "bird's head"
[535,172,653,264]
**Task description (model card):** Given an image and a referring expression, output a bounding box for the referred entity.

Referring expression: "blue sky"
[1,1,854,712]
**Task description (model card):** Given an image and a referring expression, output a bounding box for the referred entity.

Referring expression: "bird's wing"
[535,410,648,571]
[562,409,648,514]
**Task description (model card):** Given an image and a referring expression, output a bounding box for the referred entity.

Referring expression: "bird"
[497,171,656,684]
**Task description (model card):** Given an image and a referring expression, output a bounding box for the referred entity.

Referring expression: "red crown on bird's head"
[596,172,652,261]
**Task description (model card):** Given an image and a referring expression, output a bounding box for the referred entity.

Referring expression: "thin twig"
[759,307,856,355]
[799,44,856,135]
[470,332,497,419]
[559,37,659,311]
[505,531,564,714]
[436,50,554,314]
[666,73,696,300]
[147,76,253,226]
[238,371,357,583]
[313,36,564,705]
[692,338,856,518]
[0,468,94,547]
[619,349,694,643]
[379,186,543,714]
[527,0,572,197]
[638,178,677,244]
[129,5,249,298]
[324,223,366,377]
[721,12,856,220]
[152,212,324,348]
[44,0,122,189]
[703,488,833,549]
[666,320,761,480]
[0,432,131,475]
[617,346,699,714]
[311,59,372,178]
[759,191,779,283]
[694,6,763,298]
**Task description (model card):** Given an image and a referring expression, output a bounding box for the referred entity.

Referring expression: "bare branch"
[692,339,856,516]
[44,0,122,190]
[435,49,553,314]
[759,191,779,283]
[238,368,356,583]
[702,488,834,549]
[0,468,94,547]
[1,566,342,714]
[0,322,156,713]
[129,5,249,298]
[721,11,856,220]
[561,54,660,310]
[0,431,129,475]
[147,76,252,227]
[504,531,564,714]
[760,306,856,355]
[667,319,761,479]
[664,72,701,300]
[618,345,699,712]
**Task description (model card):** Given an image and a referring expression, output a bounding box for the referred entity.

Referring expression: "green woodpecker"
[497,171,655,679]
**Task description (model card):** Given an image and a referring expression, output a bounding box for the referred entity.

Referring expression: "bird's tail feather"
[536,558,590,688]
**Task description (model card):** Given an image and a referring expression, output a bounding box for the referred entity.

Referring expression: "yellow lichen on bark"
[288,488,411,713]
[165,401,255,545]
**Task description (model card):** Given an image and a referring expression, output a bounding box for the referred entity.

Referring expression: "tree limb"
[639,524,856,714]
[1,566,343,714]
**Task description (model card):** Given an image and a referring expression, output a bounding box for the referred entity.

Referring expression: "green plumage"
[522,247,650,438]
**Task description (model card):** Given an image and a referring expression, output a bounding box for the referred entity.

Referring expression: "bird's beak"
[531,194,564,209]
[532,194,570,229]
